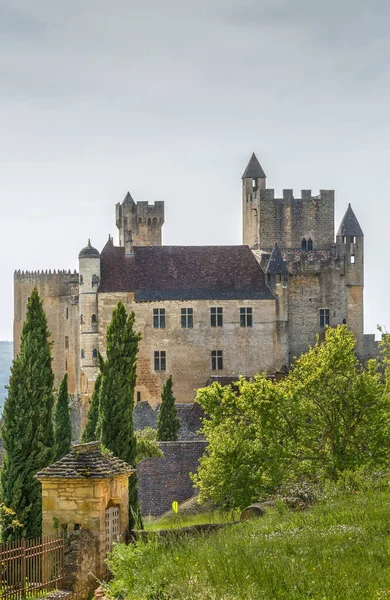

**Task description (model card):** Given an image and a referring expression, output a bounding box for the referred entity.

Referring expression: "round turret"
[78,239,100,259]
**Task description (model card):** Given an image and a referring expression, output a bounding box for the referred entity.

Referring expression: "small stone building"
[36,441,134,577]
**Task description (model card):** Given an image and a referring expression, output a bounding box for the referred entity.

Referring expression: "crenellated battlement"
[14,269,79,280]
[246,189,334,202]
[116,195,164,251]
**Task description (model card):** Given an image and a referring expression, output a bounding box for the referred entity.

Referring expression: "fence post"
[21,538,26,599]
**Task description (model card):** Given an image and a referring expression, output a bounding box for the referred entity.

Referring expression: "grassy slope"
[108,489,390,600]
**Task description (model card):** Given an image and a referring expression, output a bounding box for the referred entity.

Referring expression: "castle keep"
[14,154,376,438]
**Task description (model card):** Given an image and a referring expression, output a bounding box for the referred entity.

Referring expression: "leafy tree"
[135,427,163,463]
[157,375,181,441]
[54,374,72,460]
[82,353,104,442]
[97,302,142,528]
[1,288,55,539]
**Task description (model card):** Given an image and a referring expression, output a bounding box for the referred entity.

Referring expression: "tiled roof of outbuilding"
[36,441,134,479]
[99,244,274,301]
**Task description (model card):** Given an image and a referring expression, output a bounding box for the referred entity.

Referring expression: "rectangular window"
[154,351,166,371]
[351,236,356,244]
[181,308,193,328]
[240,307,253,327]
[351,254,355,264]
[65,336,69,349]
[210,307,223,327]
[66,307,69,319]
[136,391,141,403]
[65,360,68,371]
[211,350,223,371]
[153,308,166,329]
[342,236,346,244]
[319,308,330,328]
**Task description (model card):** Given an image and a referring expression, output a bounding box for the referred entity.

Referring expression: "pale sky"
[1,0,389,340]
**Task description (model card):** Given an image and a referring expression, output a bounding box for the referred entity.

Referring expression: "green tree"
[1,288,55,539]
[97,302,142,528]
[157,375,181,441]
[135,428,163,463]
[82,353,104,442]
[54,373,72,460]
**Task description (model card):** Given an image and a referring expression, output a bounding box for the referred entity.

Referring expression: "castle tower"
[265,243,288,322]
[336,204,364,343]
[78,240,101,429]
[115,191,164,254]
[242,153,266,247]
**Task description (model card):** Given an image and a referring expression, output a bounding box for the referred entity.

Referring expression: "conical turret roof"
[265,243,288,275]
[242,153,266,179]
[337,204,363,237]
[122,191,135,205]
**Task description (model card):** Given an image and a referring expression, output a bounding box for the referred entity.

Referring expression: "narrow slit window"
[81,349,85,359]
[181,308,193,328]
[210,307,223,327]
[211,350,223,371]
[137,391,141,403]
[301,238,307,251]
[92,348,98,359]
[351,254,355,264]
[66,307,69,320]
[153,308,166,329]
[307,238,313,250]
[65,336,69,349]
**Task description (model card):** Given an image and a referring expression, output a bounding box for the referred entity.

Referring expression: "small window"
[351,236,356,244]
[65,336,69,350]
[351,254,355,264]
[92,348,98,358]
[91,314,97,324]
[80,274,84,284]
[342,236,346,243]
[240,307,253,328]
[153,308,166,329]
[252,179,256,189]
[211,350,223,371]
[137,391,141,403]
[267,273,271,283]
[307,238,313,250]
[80,314,84,324]
[65,360,68,371]
[210,307,223,327]
[66,307,69,320]
[92,274,99,286]
[154,351,166,371]
[81,349,85,359]
[319,309,330,328]
[181,308,193,328]
[301,238,307,251]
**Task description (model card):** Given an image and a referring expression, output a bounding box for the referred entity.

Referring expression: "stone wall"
[137,440,207,516]
[64,529,100,600]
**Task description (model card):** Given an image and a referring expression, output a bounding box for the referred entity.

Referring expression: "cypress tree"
[157,375,181,441]
[97,302,142,528]
[1,288,55,539]
[54,373,72,460]
[82,353,105,443]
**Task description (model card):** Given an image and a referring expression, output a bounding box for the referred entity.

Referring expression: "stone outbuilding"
[36,441,134,577]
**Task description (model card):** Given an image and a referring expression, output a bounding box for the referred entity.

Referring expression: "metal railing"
[0,535,64,599]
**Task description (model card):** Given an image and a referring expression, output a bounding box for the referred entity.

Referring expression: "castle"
[14,153,377,438]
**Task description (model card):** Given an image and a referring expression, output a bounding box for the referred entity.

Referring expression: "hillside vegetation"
[108,482,390,600]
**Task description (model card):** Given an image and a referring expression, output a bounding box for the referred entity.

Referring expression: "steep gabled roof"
[242,152,266,179]
[265,243,288,275]
[36,442,134,480]
[99,245,274,301]
[337,204,363,237]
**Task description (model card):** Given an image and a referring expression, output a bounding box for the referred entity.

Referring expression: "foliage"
[54,373,72,460]
[81,353,105,442]
[107,485,390,600]
[157,375,181,441]
[97,302,142,529]
[193,325,390,510]
[1,288,55,539]
[135,427,163,463]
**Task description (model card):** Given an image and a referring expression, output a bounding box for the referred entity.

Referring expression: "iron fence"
[0,535,64,599]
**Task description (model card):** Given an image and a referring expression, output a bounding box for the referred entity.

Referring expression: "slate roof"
[337,204,363,237]
[122,191,135,205]
[36,441,134,479]
[79,240,100,259]
[265,244,288,275]
[242,152,266,179]
[99,243,274,301]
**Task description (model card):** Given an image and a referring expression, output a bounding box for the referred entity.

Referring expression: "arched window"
[147,218,151,226]
[307,238,313,250]
[301,238,307,251]
[79,274,84,284]
[81,349,85,359]
[92,348,98,358]
[91,314,97,324]
[92,274,99,286]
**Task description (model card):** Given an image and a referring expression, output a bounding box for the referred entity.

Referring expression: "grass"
[143,510,238,531]
[108,487,390,600]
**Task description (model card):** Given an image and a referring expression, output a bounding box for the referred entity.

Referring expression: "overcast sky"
[0,0,389,340]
